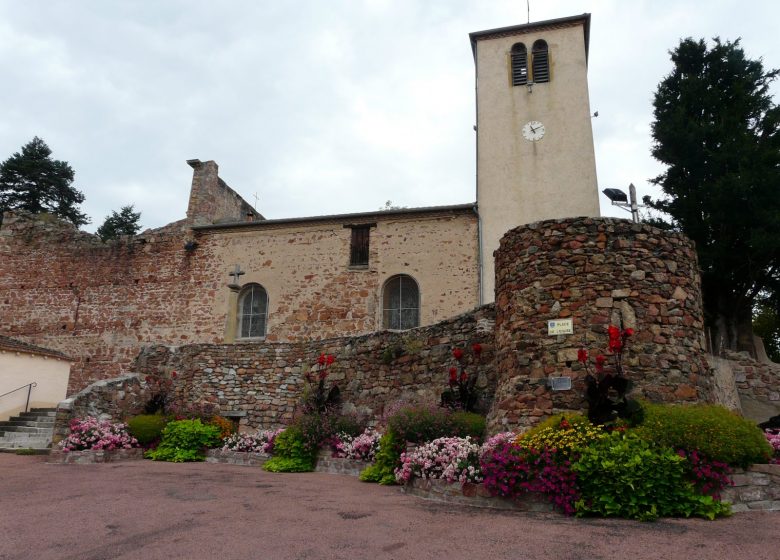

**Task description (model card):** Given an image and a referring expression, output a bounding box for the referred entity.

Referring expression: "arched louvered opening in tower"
[532,40,550,83]
[510,43,528,86]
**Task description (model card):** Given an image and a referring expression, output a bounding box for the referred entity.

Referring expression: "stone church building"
[1,15,602,394]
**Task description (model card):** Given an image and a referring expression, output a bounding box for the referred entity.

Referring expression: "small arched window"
[237,283,268,338]
[382,274,419,330]
[510,43,528,86]
[531,40,550,83]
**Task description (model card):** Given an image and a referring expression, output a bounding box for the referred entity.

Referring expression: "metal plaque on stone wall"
[547,318,573,335]
[549,377,572,391]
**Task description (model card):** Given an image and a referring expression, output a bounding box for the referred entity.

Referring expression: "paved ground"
[1,454,777,560]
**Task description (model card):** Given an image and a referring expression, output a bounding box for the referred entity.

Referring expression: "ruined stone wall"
[726,351,780,403]
[52,374,152,443]
[0,208,479,394]
[724,350,780,420]
[0,211,202,392]
[488,217,713,432]
[135,306,496,430]
[185,160,257,225]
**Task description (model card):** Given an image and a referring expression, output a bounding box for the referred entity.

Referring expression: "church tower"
[470,14,600,303]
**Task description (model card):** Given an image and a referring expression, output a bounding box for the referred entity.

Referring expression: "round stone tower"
[487,217,713,432]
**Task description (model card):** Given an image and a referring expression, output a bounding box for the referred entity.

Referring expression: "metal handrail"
[0,382,37,414]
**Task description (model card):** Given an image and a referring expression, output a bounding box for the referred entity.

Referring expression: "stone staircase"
[0,408,56,451]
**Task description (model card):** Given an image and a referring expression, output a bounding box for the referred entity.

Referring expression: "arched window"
[531,40,550,83]
[237,283,268,338]
[510,43,528,86]
[382,274,420,330]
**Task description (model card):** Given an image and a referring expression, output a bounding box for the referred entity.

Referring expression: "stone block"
[746,501,776,510]
[739,488,767,502]
[595,297,613,308]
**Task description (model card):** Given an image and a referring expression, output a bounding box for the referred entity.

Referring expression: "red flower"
[326,354,335,366]
[608,325,624,352]
[460,371,468,383]
[449,367,458,383]
[452,348,464,361]
[472,343,483,356]
[595,354,606,372]
[317,353,326,366]
[171,371,177,379]
[560,419,571,429]
[577,348,588,363]
[623,328,634,337]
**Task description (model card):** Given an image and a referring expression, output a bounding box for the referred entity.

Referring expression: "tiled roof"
[0,335,71,360]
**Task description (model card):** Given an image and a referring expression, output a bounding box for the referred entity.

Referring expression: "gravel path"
[0,454,776,560]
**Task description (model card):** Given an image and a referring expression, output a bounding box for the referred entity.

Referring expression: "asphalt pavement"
[0,454,776,560]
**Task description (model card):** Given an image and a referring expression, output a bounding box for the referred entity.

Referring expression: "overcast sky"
[1,1,778,232]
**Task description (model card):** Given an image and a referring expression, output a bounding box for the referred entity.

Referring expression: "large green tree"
[0,136,89,226]
[645,38,780,355]
[96,204,142,241]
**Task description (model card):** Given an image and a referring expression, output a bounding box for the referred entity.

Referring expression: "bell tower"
[471,14,600,303]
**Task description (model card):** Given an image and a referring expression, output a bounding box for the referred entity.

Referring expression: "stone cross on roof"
[228,264,245,289]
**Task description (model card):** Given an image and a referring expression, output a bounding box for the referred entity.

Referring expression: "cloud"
[0,1,777,231]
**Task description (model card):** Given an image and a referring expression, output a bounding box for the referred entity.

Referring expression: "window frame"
[236,283,269,340]
[347,224,373,268]
[381,274,420,331]
[510,42,529,86]
[531,39,550,83]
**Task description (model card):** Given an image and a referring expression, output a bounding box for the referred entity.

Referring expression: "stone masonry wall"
[190,208,479,342]
[0,206,479,394]
[722,465,780,512]
[0,211,198,393]
[489,217,713,432]
[135,306,496,430]
[725,350,780,408]
[185,160,258,225]
[52,374,153,444]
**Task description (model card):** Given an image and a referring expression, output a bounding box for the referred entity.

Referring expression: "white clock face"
[522,120,545,141]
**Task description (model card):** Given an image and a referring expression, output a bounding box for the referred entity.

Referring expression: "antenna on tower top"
[527,0,530,23]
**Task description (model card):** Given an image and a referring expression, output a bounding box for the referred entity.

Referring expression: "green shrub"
[517,415,607,456]
[145,419,222,462]
[331,414,367,438]
[387,406,449,443]
[14,448,40,456]
[634,402,772,467]
[209,415,236,440]
[293,413,333,452]
[263,426,317,472]
[572,432,731,521]
[524,413,591,434]
[387,406,486,443]
[127,414,168,445]
[360,429,404,485]
[449,411,486,440]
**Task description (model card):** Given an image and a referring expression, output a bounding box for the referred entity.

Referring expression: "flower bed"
[48,448,145,464]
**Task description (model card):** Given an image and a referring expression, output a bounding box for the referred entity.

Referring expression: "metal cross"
[252,192,260,210]
[228,264,245,288]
